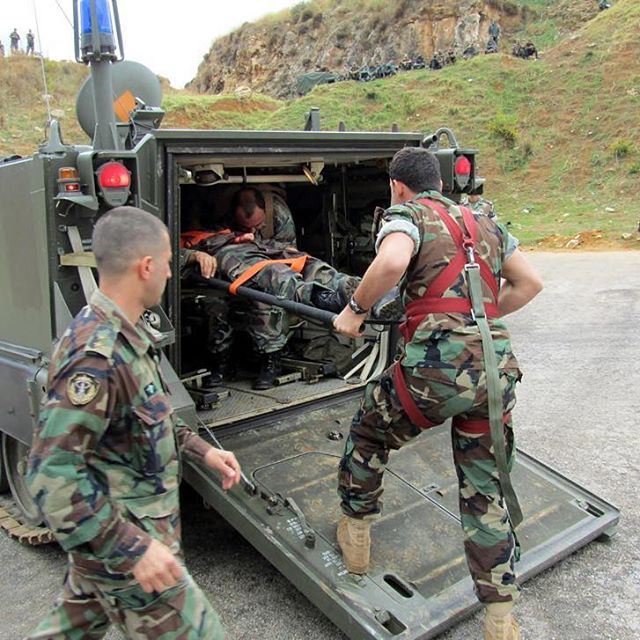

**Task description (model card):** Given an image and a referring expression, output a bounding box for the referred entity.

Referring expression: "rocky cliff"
[190,0,532,98]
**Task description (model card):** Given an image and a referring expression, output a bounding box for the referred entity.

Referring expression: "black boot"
[208,350,234,385]
[252,351,282,390]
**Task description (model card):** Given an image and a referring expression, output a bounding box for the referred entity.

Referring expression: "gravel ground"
[1,251,638,640]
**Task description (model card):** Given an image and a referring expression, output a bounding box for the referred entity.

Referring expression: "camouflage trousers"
[26,560,224,640]
[338,363,521,603]
[200,293,288,355]
[216,244,359,306]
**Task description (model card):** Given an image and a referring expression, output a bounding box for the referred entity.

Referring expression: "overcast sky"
[2,0,299,87]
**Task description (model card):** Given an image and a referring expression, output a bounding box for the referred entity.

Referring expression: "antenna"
[72,0,125,150]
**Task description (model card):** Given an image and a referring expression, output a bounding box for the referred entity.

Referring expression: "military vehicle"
[0,1,618,638]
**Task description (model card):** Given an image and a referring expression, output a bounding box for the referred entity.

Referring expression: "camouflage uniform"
[462,195,498,220]
[338,190,522,604]
[9,29,20,52]
[184,196,299,357]
[26,30,35,55]
[26,290,223,639]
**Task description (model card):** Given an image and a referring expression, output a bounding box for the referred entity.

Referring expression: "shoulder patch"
[85,323,118,359]
[67,372,100,405]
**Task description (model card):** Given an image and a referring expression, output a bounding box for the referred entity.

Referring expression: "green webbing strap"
[465,261,524,529]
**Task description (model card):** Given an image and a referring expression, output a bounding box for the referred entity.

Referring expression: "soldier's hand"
[193,251,216,279]
[204,447,242,490]
[232,232,255,244]
[133,539,184,593]
[333,306,365,338]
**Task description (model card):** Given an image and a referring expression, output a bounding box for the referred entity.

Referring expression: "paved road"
[1,252,639,640]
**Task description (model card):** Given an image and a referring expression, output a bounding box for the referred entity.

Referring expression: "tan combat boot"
[484,601,521,640]
[336,515,371,574]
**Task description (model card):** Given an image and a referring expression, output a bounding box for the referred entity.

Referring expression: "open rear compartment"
[174,153,395,428]
[159,132,619,639]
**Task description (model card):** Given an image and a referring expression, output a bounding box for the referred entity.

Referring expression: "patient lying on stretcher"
[180,188,359,313]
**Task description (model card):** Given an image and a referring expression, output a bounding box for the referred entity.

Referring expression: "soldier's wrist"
[348,296,369,315]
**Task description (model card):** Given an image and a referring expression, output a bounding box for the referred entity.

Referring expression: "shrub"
[489,113,518,147]
[610,139,632,160]
[629,162,640,176]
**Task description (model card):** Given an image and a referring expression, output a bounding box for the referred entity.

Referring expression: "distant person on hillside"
[488,20,501,42]
[486,37,499,54]
[9,29,20,54]
[512,41,538,60]
[26,30,35,56]
[598,0,611,9]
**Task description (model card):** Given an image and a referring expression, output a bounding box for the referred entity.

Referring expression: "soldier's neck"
[99,283,144,326]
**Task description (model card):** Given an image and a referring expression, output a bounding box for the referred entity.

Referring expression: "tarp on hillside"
[296,71,339,95]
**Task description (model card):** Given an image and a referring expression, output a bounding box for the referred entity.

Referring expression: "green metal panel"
[0,157,52,353]
[184,399,619,640]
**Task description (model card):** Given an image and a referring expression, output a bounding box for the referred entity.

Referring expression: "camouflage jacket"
[27,290,211,574]
[257,192,297,246]
[376,191,520,375]
[461,195,497,219]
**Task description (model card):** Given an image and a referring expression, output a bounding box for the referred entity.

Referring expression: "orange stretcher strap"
[229,256,308,295]
[180,229,231,249]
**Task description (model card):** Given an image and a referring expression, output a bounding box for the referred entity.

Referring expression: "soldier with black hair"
[333,147,543,640]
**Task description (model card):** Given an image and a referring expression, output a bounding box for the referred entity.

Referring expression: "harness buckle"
[463,240,476,264]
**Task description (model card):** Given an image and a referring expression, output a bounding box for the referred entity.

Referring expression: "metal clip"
[463,242,476,264]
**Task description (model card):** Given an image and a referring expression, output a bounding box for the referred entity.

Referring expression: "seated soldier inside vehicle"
[181,187,361,314]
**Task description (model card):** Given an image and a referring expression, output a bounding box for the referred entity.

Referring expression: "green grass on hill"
[0,0,638,249]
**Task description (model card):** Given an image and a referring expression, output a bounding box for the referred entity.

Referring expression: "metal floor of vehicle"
[186,399,619,640]
[197,376,362,427]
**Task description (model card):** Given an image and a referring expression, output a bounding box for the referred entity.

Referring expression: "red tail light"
[98,161,131,188]
[454,156,471,176]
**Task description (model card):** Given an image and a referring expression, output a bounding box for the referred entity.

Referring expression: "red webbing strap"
[397,199,500,342]
[452,412,512,435]
[393,363,436,430]
[228,255,308,295]
[180,229,231,249]
[460,206,500,300]
[401,298,500,340]
[417,198,467,298]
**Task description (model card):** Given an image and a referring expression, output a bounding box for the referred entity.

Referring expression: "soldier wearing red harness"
[333,147,543,640]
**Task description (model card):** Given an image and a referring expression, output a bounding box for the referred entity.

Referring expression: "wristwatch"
[348,296,369,315]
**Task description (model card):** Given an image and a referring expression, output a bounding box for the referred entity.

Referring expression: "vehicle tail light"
[58,167,81,194]
[98,161,131,188]
[454,156,472,188]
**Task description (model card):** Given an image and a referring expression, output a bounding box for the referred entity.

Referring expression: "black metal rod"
[191,276,402,327]
[200,277,338,326]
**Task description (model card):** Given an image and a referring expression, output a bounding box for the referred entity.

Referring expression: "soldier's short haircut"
[232,187,265,216]
[389,147,441,194]
[93,206,168,276]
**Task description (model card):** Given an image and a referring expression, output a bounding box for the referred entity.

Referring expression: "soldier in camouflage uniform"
[26,206,242,639]
[182,187,359,388]
[333,148,543,640]
[182,187,299,388]
[462,190,498,219]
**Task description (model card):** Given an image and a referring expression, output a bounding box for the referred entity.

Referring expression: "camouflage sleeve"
[496,222,520,260]
[374,204,420,256]
[272,197,297,246]
[27,355,152,571]
[174,415,212,465]
[179,248,195,274]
